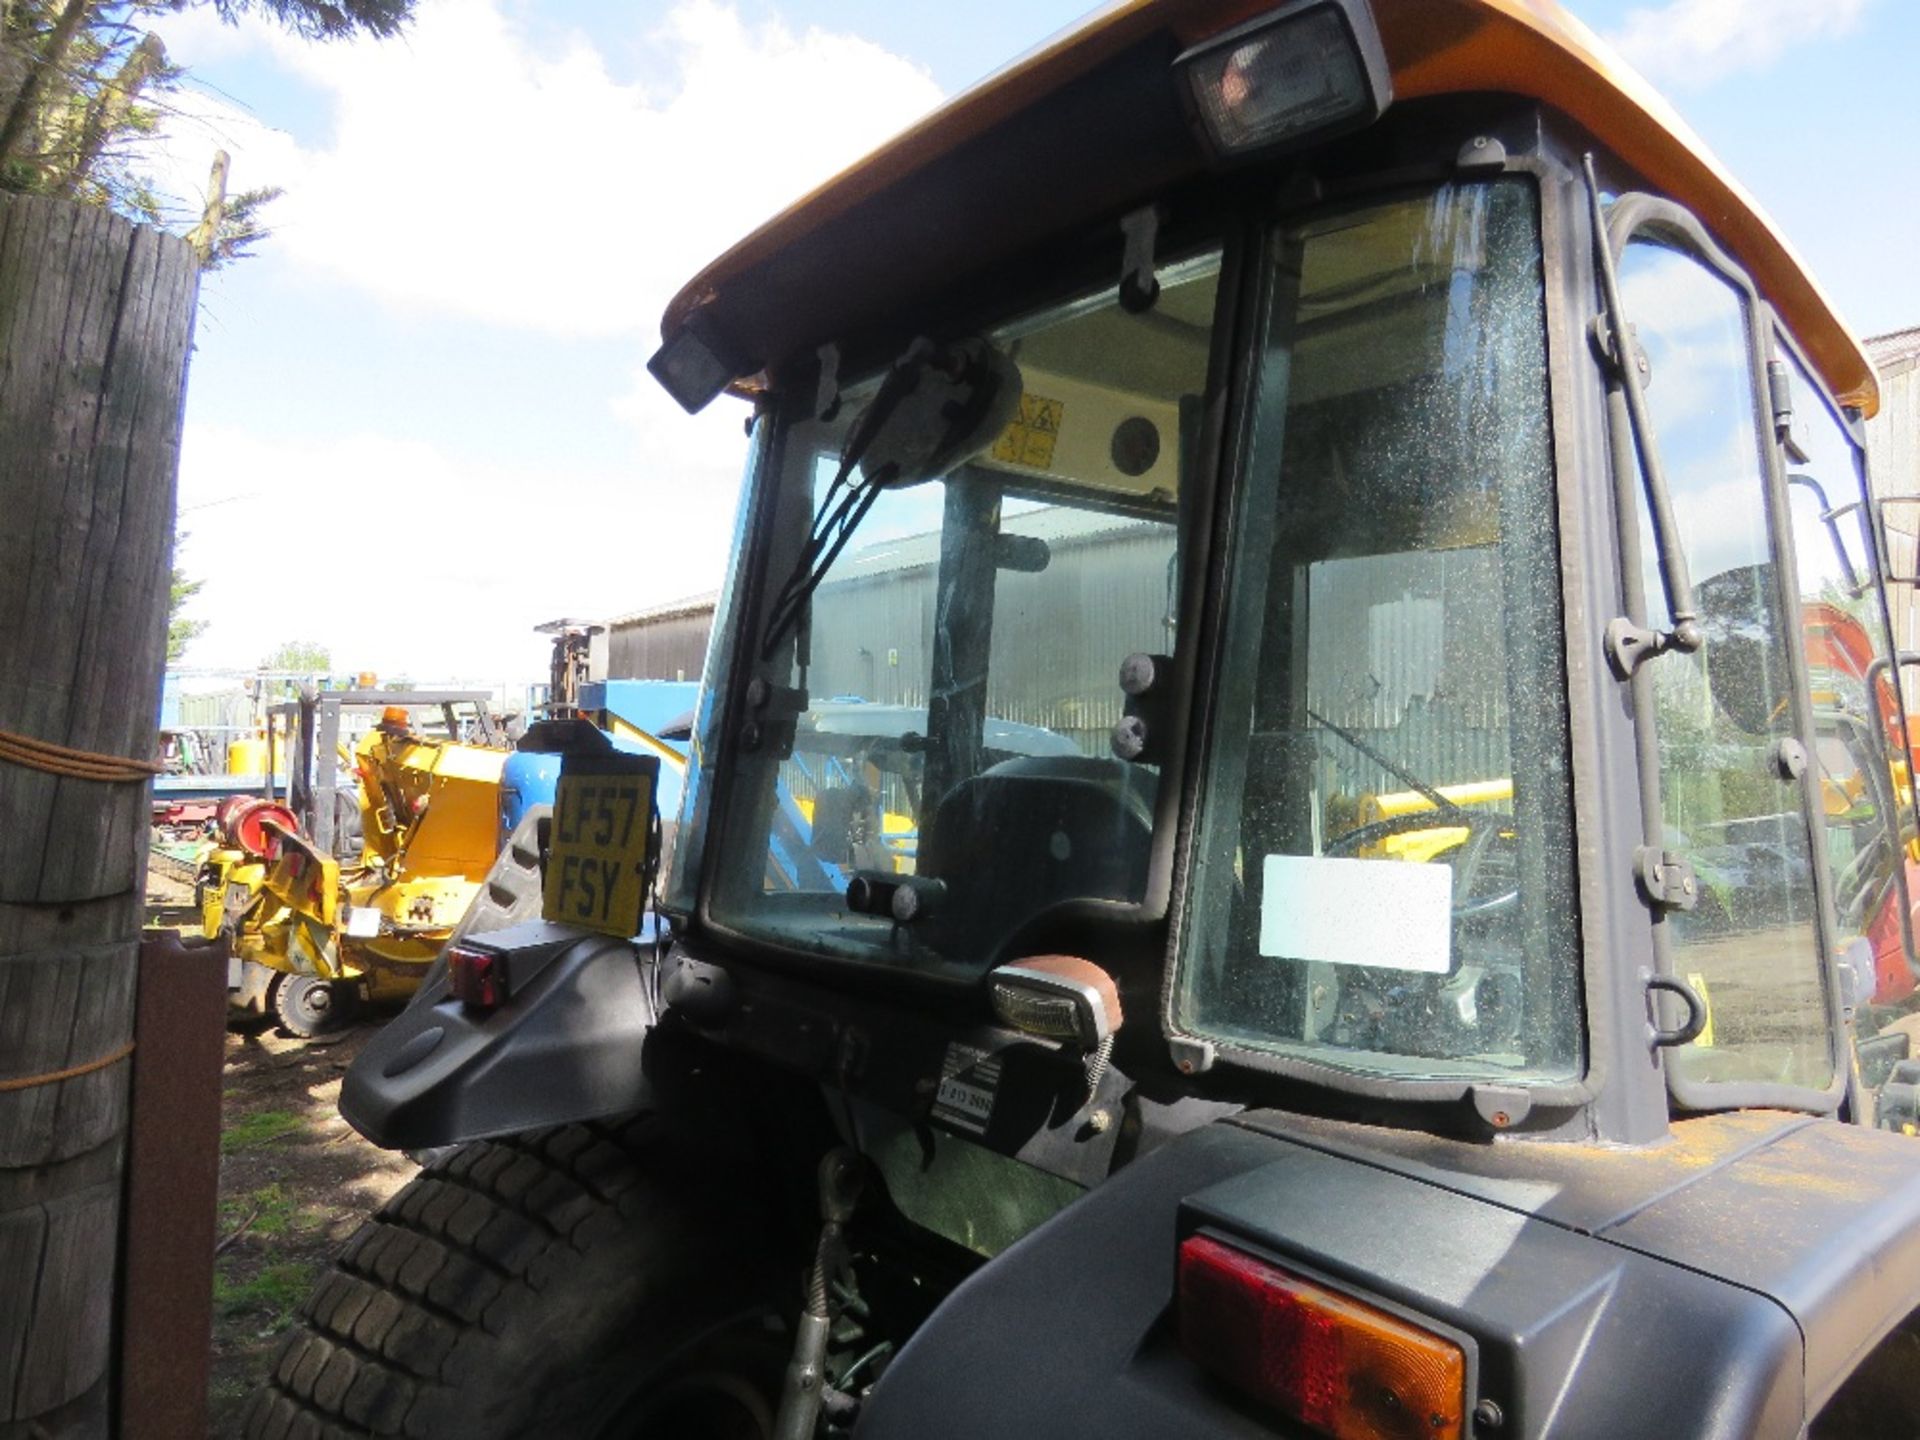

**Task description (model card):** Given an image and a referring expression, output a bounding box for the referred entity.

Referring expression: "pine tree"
[0,0,413,259]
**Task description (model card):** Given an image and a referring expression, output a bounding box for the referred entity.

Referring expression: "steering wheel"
[1324,809,1520,921]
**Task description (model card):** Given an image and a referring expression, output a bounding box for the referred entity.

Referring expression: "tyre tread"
[241,1118,664,1439]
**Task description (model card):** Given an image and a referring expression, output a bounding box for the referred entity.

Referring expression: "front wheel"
[272,973,358,1038]
[241,1117,786,1440]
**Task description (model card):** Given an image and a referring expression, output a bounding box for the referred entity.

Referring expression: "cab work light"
[1175,0,1391,161]
[647,304,738,414]
[1178,1234,1466,1440]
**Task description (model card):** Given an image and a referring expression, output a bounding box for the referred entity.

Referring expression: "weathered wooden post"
[0,193,199,1437]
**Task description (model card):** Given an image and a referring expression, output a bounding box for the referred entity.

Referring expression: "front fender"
[339,919,654,1150]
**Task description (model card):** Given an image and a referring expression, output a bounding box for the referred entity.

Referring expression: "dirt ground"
[146,864,421,1438]
[207,1021,419,1436]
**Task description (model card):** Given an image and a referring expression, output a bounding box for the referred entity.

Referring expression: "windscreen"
[710,255,1221,977]
[1175,181,1582,1082]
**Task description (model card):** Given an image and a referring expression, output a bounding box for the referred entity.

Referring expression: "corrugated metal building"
[604,594,716,681]
[805,504,1177,755]
[1868,327,1920,653]
[605,502,1515,794]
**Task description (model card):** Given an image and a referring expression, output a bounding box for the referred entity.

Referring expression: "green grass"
[218,1182,303,1238]
[221,1109,307,1153]
[213,1260,318,1328]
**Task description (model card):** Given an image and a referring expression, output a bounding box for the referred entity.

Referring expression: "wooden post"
[0,193,199,1438]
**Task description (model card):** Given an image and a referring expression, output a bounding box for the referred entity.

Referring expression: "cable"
[0,725,167,783]
[0,1041,135,1093]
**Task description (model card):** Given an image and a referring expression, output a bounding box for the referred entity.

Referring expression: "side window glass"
[1783,348,1920,1099]
[1619,239,1833,1091]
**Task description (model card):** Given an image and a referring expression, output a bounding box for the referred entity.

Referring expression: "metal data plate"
[541,754,657,938]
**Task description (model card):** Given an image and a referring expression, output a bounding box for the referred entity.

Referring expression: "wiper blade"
[1306,707,1467,821]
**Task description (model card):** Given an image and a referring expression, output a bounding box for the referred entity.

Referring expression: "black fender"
[339,918,655,1151]
[856,1121,1807,1439]
[857,1110,1920,1438]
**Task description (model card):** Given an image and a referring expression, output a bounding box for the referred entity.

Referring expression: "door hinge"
[1635,847,1699,912]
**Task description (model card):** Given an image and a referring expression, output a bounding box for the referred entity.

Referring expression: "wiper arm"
[757,337,1021,663]
[757,356,923,662]
[1306,707,1467,821]
[1583,153,1703,659]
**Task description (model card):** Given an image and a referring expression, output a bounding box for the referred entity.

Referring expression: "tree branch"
[0,0,101,169]
[184,146,226,264]
[56,26,161,196]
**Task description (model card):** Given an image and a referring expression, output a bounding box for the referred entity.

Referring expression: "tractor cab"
[313,4,1920,1438]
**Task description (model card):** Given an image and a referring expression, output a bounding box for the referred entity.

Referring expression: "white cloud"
[157,0,942,339]
[143,84,309,231]
[1606,0,1874,90]
[151,0,947,682]
[170,414,749,680]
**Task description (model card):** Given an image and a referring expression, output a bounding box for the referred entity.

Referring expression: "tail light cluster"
[1178,1233,1466,1440]
[446,944,508,1010]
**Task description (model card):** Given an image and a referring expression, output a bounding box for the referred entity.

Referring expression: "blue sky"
[150,0,1920,689]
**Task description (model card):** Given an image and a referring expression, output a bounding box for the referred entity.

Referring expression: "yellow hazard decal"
[991,392,1064,471]
[1686,971,1715,1047]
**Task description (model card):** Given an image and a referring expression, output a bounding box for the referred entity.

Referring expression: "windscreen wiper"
[757,366,918,662]
[757,338,1020,663]
[1582,153,1703,667]
[1306,707,1467,821]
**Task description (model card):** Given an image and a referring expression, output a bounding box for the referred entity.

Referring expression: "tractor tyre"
[240,1117,787,1440]
[272,973,358,1038]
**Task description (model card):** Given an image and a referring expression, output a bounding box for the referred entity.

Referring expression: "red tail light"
[447,945,507,1009]
[1178,1233,1465,1440]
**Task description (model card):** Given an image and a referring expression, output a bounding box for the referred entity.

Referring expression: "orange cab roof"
[663,0,1877,418]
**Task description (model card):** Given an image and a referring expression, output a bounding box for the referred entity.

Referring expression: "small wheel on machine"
[241,1117,788,1440]
[272,973,357,1038]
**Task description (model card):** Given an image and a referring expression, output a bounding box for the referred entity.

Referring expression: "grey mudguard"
[855,1121,1813,1439]
[338,919,654,1151]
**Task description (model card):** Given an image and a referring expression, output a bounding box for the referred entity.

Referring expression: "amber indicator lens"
[1178,1234,1465,1440]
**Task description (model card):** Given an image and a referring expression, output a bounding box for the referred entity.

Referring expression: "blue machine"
[498,680,699,840]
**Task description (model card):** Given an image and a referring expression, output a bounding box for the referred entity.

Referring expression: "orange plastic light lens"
[1178,1234,1465,1440]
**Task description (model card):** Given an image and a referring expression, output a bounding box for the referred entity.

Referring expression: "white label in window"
[1260,854,1453,974]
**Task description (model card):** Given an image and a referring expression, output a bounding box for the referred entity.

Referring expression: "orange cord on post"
[0,725,167,783]
[0,1041,136,1093]
[0,725,158,1086]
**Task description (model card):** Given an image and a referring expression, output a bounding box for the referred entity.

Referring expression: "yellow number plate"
[541,757,657,938]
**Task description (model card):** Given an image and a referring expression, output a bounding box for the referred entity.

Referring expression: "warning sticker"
[990,393,1064,472]
[931,1042,1002,1135]
[1686,971,1716,1047]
